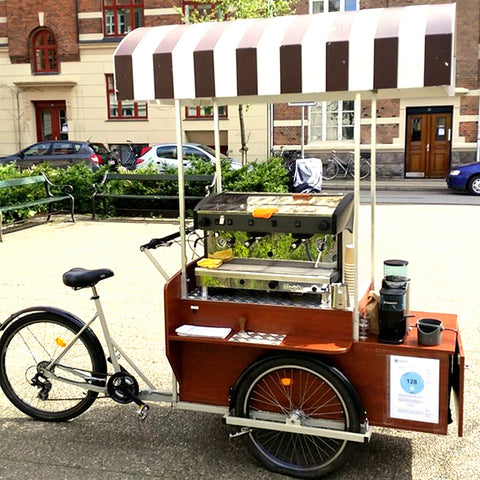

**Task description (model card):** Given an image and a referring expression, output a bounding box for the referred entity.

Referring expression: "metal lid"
[384,259,408,267]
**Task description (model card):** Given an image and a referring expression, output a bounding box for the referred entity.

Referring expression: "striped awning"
[114,3,455,105]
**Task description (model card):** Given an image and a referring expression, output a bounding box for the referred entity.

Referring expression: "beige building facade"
[0,1,268,162]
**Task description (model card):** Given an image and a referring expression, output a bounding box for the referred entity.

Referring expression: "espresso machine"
[379,260,409,344]
[193,192,353,302]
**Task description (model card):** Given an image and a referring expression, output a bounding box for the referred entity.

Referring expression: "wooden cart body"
[164,265,464,436]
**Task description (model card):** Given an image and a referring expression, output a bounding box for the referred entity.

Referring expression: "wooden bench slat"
[92,172,216,219]
[0,174,75,241]
[103,173,215,182]
[0,175,45,188]
[0,196,70,212]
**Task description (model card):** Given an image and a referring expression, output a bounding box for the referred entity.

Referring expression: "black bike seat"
[63,268,114,289]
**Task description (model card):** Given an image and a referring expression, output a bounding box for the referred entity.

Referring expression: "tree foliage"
[186,0,295,22]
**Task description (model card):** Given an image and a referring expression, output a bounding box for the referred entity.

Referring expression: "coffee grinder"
[379,260,409,344]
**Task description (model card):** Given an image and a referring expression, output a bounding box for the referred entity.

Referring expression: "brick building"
[274,0,480,178]
[0,1,479,176]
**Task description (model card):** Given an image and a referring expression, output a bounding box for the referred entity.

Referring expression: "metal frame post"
[353,92,361,341]
[213,100,222,192]
[371,96,377,288]
[175,99,188,298]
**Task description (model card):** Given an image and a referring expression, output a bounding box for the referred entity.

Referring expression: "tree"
[181,0,296,164]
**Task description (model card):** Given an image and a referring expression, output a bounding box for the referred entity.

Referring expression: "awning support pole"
[353,92,361,342]
[371,95,377,288]
[175,99,187,298]
[213,100,222,192]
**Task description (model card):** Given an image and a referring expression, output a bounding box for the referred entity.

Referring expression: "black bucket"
[417,318,443,346]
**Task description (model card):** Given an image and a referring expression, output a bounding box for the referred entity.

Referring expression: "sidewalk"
[321,177,445,191]
[0,214,477,479]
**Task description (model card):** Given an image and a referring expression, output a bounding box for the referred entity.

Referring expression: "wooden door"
[406,112,452,178]
[34,101,67,141]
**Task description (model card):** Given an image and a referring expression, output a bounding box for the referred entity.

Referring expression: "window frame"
[103,0,144,37]
[309,100,355,143]
[105,74,148,120]
[32,29,59,74]
[185,105,228,119]
[307,0,358,143]
[182,2,216,23]
[309,0,358,14]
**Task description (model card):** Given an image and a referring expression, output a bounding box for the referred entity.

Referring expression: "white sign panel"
[389,355,440,424]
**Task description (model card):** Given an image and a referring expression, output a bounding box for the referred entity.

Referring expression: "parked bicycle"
[322,150,370,180]
[0,229,199,422]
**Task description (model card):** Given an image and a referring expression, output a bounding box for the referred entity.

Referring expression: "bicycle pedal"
[137,404,150,421]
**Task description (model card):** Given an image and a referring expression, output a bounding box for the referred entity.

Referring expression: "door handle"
[426,143,430,152]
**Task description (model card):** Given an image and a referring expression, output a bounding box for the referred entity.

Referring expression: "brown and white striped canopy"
[114,3,455,104]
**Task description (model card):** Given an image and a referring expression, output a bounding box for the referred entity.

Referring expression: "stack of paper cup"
[343,244,355,303]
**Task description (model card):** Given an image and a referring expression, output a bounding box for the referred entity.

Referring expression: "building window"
[106,74,147,119]
[310,0,357,13]
[32,29,58,73]
[182,2,215,23]
[103,0,144,37]
[308,0,357,143]
[310,101,354,142]
[186,106,228,119]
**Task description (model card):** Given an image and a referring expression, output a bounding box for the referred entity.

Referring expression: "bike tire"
[349,158,371,179]
[0,312,106,421]
[322,159,339,180]
[234,356,360,479]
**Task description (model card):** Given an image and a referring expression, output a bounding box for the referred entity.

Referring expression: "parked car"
[89,142,120,170]
[0,141,112,171]
[446,162,480,195]
[134,143,242,171]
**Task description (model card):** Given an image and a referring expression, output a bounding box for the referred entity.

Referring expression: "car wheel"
[467,175,480,195]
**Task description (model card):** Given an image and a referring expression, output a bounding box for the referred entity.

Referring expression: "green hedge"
[0,157,290,223]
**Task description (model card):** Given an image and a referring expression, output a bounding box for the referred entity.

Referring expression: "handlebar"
[140,227,195,251]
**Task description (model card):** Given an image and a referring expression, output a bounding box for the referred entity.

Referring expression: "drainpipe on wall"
[15,88,22,151]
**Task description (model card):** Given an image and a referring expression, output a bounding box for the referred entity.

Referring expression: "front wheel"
[234,356,361,479]
[322,159,339,180]
[467,175,480,195]
[0,313,106,421]
[349,158,371,179]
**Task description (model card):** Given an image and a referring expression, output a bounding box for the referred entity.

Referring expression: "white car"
[134,143,242,171]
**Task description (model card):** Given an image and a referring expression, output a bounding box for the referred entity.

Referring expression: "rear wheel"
[322,160,338,180]
[0,313,106,421]
[467,175,480,195]
[235,356,360,479]
[358,158,371,179]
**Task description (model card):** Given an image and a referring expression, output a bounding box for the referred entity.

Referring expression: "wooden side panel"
[452,328,465,437]
[350,342,451,434]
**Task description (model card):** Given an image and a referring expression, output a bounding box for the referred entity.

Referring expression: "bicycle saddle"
[63,268,114,289]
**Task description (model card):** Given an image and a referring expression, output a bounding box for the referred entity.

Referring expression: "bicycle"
[322,150,370,180]
[0,229,201,422]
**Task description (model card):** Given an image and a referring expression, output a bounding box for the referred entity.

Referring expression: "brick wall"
[459,122,477,143]
[6,0,79,63]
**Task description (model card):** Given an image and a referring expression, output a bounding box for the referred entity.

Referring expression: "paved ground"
[0,209,479,480]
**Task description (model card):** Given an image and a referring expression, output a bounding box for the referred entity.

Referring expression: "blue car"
[446,162,480,195]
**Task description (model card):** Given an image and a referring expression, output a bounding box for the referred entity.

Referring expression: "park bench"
[0,173,75,241]
[92,172,216,219]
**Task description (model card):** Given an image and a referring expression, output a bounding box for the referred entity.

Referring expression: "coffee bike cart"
[0,4,463,480]
[112,3,464,477]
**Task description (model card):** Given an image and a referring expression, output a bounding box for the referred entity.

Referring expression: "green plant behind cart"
[0,156,290,219]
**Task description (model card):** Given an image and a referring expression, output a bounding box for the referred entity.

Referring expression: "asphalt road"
[0,208,479,480]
